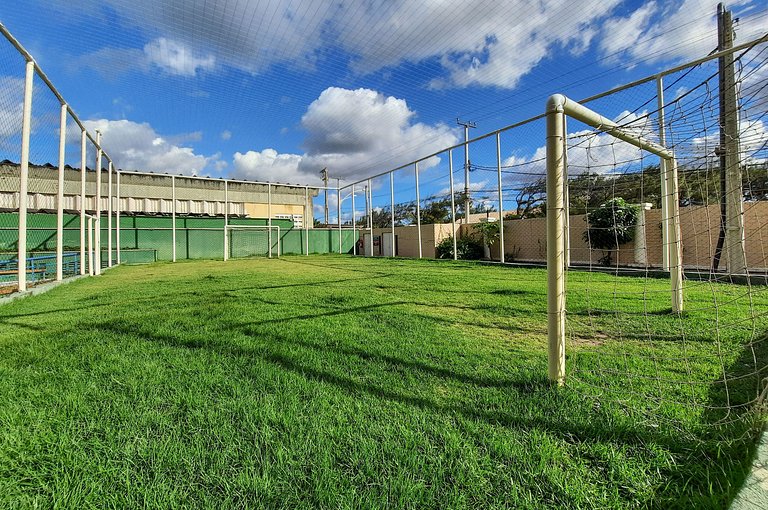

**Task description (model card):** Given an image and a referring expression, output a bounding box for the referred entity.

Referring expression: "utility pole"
[457,118,476,224]
[320,167,328,225]
[712,3,746,274]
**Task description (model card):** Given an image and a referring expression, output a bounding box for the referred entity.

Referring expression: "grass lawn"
[0,255,766,508]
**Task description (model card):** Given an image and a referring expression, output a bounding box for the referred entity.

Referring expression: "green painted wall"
[0,213,356,263]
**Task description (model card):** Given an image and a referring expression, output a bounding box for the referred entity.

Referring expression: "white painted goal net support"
[546,94,684,386]
[223,225,281,261]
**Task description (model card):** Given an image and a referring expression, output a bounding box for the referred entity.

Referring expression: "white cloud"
[143,38,215,76]
[220,130,232,141]
[0,76,24,139]
[598,1,767,65]
[231,87,458,184]
[69,119,214,174]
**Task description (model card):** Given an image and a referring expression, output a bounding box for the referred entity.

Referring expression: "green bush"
[436,235,484,260]
[583,198,639,265]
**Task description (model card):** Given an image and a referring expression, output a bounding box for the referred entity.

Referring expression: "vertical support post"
[17,60,34,292]
[368,179,373,257]
[95,131,102,275]
[267,182,273,258]
[389,172,395,256]
[546,97,566,385]
[668,158,684,313]
[116,171,121,265]
[87,217,94,276]
[562,117,570,268]
[721,7,747,275]
[449,150,458,260]
[224,180,229,261]
[415,162,422,259]
[56,103,67,281]
[304,185,309,256]
[657,76,671,271]
[337,181,342,254]
[352,185,356,255]
[634,203,653,266]
[496,133,505,264]
[171,175,177,262]
[79,129,86,275]
[107,160,113,268]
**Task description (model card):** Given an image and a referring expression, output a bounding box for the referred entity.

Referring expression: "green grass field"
[0,256,766,508]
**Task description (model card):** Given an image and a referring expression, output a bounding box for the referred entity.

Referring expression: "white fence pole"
[116,170,121,265]
[56,103,66,281]
[267,183,272,258]
[352,185,356,255]
[223,180,229,261]
[87,216,94,276]
[367,179,373,257]
[496,133,505,264]
[415,162,422,259]
[304,186,309,256]
[337,183,342,254]
[79,130,86,275]
[171,175,177,262]
[389,172,395,256]
[17,60,34,292]
[107,160,113,268]
[449,150,457,261]
[95,131,102,275]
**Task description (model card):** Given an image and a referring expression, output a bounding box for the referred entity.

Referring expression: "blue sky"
[1,0,767,202]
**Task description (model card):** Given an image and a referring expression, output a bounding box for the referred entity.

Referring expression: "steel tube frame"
[116,171,121,265]
[546,94,683,385]
[495,133,505,264]
[367,180,373,257]
[351,185,357,255]
[337,184,342,254]
[171,175,177,262]
[415,162,422,259]
[56,103,66,281]
[107,160,113,267]
[268,183,273,259]
[224,225,281,258]
[304,186,309,256]
[94,131,102,275]
[87,216,94,276]
[79,130,86,275]
[389,173,395,257]
[657,77,671,271]
[224,180,229,261]
[449,151,457,260]
[17,60,33,292]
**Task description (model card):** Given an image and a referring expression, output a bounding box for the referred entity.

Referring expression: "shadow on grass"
[85,312,768,508]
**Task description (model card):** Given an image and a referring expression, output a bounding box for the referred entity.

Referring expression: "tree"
[583,198,639,266]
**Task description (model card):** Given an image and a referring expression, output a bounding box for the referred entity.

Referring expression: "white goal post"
[223,224,281,260]
[545,94,684,386]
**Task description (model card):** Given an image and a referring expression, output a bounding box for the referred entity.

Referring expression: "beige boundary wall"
[355,202,768,271]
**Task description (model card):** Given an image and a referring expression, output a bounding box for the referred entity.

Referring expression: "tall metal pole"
[449,150,458,260]
[79,129,86,275]
[337,179,342,254]
[458,119,476,224]
[657,76,671,271]
[87,216,94,276]
[389,171,395,256]
[496,133,505,263]
[171,175,177,262]
[17,60,34,292]
[351,184,356,255]
[304,185,309,256]
[367,179,373,257]
[56,103,66,281]
[321,167,328,225]
[268,182,273,258]
[94,131,102,275]
[415,162,422,259]
[107,160,113,267]
[116,170,121,265]
[224,180,229,261]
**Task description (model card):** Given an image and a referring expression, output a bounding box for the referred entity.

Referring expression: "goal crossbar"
[223,224,281,260]
[545,94,684,385]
